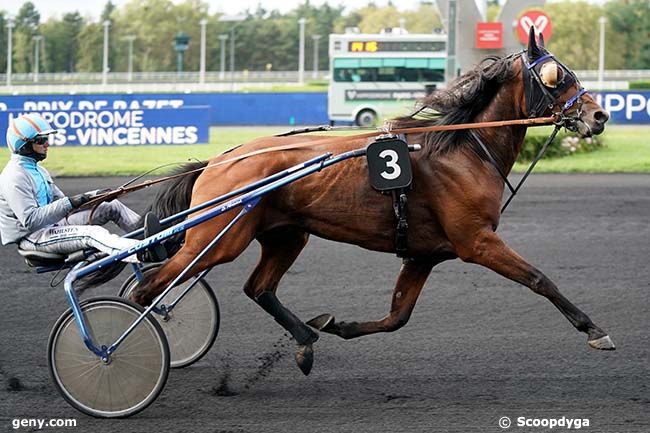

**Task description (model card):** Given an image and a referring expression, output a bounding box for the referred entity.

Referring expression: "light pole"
[199,18,207,84]
[311,34,321,79]
[125,35,135,82]
[399,17,406,32]
[6,18,14,87]
[445,0,457,84]
[218,15,245,80]
[218,34,228,80]
[598,16,606,91]
[298,17,306,84]
[33,35,42,83]
[102,20,110,85]
[173,32,191,74]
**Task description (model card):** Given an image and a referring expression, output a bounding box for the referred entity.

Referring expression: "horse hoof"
[295,344,314,376]
[306,314,335,331]
[588,335,616,350]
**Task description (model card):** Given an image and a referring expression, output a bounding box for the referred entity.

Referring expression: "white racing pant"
[19,201,142,263]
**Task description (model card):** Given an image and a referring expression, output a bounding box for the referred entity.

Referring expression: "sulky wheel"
[119,264,220,369]
[47,296,170,418]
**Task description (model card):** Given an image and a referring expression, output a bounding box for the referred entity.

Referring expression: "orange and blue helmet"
[6,113,57,154]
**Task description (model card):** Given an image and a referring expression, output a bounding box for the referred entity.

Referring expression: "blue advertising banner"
[0,93,329,126]
[0,105,209,146]
[0,91,648,127]
[595,92,650,125]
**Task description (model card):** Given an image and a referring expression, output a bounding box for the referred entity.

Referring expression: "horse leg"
[457,229,615,350]
[307,258,436,340]
[243,227,319,376]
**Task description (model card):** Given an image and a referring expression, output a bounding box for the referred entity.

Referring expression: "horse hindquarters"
[129,205,263,306]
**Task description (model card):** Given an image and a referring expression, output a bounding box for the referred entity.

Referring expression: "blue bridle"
[521,50,587,120]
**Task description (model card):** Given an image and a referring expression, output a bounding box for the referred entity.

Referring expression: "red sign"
[516,9,553,45]
[475,22,503,49]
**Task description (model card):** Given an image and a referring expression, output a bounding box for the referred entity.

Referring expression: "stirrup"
[137,212,168,263]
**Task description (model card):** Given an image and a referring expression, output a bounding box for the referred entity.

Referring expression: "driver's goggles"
[30,136,50,145]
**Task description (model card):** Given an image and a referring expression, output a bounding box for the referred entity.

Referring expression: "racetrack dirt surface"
[1,174,649,432]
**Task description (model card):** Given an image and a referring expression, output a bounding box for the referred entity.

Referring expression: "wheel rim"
[357,111,376,127]
[155,283,218,367]
[50,300,168,417]
[124,275,218,368]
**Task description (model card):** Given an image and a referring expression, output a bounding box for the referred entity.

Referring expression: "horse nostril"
[594,110,609,124]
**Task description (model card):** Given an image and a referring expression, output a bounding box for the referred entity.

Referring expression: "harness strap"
[82,115,557,211]
[392,189,409,257]
[525,53,553,69]
[562,88,588,112]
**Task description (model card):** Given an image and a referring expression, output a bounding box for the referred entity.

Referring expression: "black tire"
[48,296,170,418]
[119,264,220,369]
[355,109,378,127]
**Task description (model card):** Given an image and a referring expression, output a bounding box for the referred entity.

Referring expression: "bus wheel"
[356,109,377,127]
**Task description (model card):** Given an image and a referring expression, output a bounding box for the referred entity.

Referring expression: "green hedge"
[517,128,604,162]
[629,81,650,89]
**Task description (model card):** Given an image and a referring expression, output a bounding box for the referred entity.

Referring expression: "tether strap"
[470,125,562,213]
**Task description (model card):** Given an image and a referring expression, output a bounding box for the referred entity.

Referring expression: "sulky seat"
[17,248,98,268]
[17,248,66,267]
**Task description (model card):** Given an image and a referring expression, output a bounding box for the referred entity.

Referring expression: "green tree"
[62,12,84,72]
[76,22,103,72]
[13,1,41,73]
[109,0,206,72]
[39,18,64,73]
[605,0,650,69]
[545,2,624,70]
[0,12,7,74]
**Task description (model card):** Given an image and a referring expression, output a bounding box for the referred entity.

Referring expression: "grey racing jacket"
[0,154,72,245]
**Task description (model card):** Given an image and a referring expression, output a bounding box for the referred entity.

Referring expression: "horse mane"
[392,54,516,156]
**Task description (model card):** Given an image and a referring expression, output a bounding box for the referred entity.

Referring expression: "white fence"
[0,70,329,85]
[0,70,647,94]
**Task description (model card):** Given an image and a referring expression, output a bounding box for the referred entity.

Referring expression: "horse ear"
[527,26,542,59]
[538,32,545,48]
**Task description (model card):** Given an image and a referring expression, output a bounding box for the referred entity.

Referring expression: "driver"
[0,113,164,263]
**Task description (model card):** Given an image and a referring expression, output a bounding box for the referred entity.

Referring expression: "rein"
[80,115,558,212]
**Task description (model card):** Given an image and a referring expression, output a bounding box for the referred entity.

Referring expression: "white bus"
[328,31,447,126]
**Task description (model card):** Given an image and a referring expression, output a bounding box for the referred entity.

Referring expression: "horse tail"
[146,160,207,255]
[75,161,207,294]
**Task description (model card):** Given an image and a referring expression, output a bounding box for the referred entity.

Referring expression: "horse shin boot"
[255,291,319,375]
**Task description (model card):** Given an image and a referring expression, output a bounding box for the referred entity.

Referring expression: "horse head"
[522,26,609,136]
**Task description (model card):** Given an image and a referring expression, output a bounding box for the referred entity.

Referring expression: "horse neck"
[472,77,528,175]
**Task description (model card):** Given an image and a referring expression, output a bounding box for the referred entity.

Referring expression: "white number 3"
[379,149,401,180]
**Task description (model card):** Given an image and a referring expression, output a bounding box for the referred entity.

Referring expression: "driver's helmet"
[6,113,57,154]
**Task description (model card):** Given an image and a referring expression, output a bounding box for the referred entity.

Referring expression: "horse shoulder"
[421,151,504,257]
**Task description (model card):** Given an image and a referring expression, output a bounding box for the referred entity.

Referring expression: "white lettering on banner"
[597,93,650,120]
[625,94,648,119]
[8,110,200,146]
[74,126,198,145]
[0,103,7,111]
[86,111,98,127]
[76,100,109,110]
[185,126,198,143]
[37,110,145,128]
[76,129,92,145]
[131,111,144,126]
[18,99,185,111]
[24,100,73,111]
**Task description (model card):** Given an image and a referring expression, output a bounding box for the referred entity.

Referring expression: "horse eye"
[539,62,563,88]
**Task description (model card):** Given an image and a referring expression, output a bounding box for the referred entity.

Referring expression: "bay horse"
[124,29,612,375]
